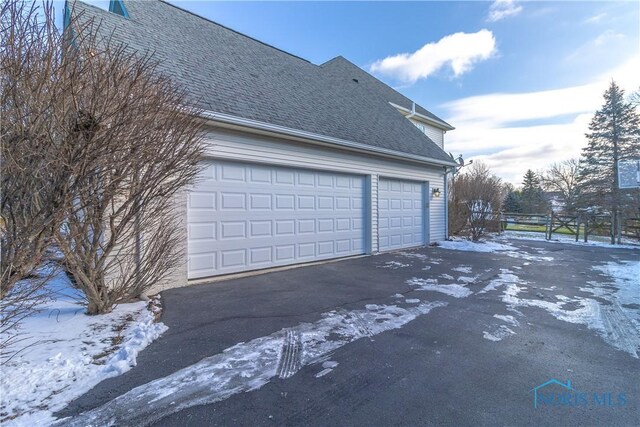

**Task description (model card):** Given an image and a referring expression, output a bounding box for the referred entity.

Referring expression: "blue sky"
[61,1,639,184]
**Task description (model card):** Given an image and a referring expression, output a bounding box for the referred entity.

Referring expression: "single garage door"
[187,160,366,279]
[378,178,426,251]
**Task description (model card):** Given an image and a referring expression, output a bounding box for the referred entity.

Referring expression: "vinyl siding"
[410,119,445,149]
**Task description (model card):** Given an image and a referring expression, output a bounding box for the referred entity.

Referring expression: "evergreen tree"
[503,190,522,213]
[520,170,546,213]
[578,81,640,243]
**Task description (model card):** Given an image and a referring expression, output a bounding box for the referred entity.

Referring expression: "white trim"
[198,109,458,168]
[389,102,455,131]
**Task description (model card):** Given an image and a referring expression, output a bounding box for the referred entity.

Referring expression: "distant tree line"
[501,82,639,227]
[450,81,639,244]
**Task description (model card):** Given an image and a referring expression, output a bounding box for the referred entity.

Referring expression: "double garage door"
[188,160,427,279]
[188,160,366,279]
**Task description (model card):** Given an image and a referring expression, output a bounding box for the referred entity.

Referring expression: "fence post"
[584,217,588,242]
[617,212,623,244]
[546,211,553,240]
[575,219,580,242]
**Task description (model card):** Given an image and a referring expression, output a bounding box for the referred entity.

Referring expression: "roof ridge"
[320,55,347,67]
[155,0,311,64]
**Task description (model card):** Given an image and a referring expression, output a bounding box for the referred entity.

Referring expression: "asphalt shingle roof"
[72,0,455,164]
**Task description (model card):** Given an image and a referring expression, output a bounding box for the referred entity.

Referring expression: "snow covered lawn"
[0,272,167,426]
[436,237,518,253]
[500,230,640,249]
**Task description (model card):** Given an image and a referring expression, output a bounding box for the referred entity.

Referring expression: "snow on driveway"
[55,301,447,427]
[477,259,640,358]
[437,238,555,262]
[0,273,167,426]
[406,278,473,298]
[436,239,517,253]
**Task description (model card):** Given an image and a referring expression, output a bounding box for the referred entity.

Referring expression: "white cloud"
[369,30,496,84]
[441,56,640,184]
[487,0,523,22]
[584,12,607,24]
[566,29,626,62]
[593,29,625,47]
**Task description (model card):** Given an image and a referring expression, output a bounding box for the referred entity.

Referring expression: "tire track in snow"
[276,329,302,379]
[345,310,374,338]
[600,302,640,358]
[55,301,447,427]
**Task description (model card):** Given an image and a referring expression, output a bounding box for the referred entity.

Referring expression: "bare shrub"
[447,173,469,236]
[1,0,63,300]
[2,0,205,320]
[54,13,205,314]
[541,159,580,213]
[1,0,76,352]
[449,163,503,241]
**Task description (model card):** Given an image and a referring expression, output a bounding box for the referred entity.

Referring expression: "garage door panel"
[298,243,316,258]
[250,247,272,264]
[378,178,425,252]
[188,160,366,279]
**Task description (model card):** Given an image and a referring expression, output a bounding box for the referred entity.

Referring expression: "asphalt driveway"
[57,238,640,426]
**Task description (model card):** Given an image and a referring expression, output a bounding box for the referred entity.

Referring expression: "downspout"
[444,166,449,240]
[407,102,417,120]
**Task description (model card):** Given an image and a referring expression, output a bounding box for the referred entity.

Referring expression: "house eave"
[389,102,455,131]
[198,109,459,168]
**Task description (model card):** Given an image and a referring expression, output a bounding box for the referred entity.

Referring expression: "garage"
[187,160,366,279]
[378,178,426,251]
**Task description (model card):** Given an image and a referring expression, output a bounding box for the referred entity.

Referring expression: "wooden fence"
[500,212,640,243]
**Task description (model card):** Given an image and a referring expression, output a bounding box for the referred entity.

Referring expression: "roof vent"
[352,78,359,83]
[109,0,129,18]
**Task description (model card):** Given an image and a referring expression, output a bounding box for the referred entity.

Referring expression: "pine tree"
[578,81,640,243]
[521,170,546,213]
[503,190,522,213]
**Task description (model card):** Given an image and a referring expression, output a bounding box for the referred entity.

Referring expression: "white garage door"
[378,178,426,251]
[187,160,366,279]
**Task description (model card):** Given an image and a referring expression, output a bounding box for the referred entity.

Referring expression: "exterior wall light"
[432,188,441,198]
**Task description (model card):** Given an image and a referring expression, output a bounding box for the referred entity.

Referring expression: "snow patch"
[315,360,339,378]
[322,360,338,369]
[493,314,519,327]
[398,251,428,261]
[452,266,473,273]
[407,278,472,298]
[437,239,518,253]
[501,231,640,249]
[405,299,421,304]
[478,269,522,294]
[378,261,410,269]
[440,273,454,280]
[500,269,640,359]
[57,301,447,426]
[315,368,333,378]
[483,325,516,342]
[0,273,167,426]
[591,261,640,308]
[504,251,554,262]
